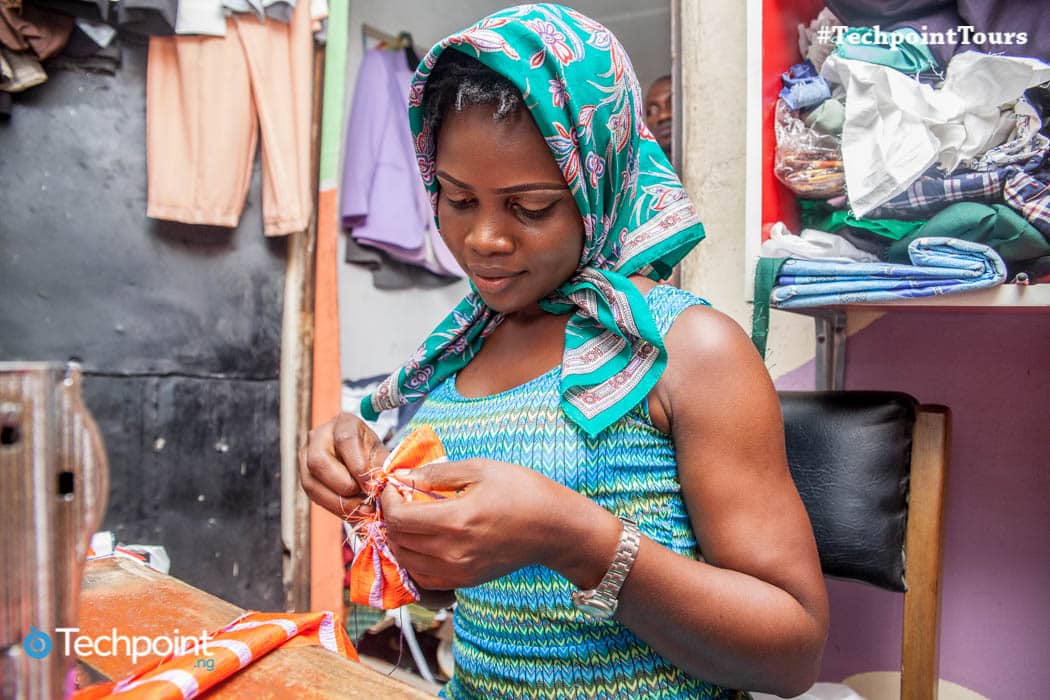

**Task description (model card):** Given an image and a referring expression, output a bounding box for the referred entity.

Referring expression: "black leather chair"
[779,391,951,700]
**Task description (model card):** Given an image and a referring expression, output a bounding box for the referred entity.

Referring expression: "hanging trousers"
[146,0,312,235]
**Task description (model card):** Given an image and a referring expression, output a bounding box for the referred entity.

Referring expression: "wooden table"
[77,557,434,698]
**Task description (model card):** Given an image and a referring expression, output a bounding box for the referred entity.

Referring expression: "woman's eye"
[514,202,558,220]
[445,197,475,210]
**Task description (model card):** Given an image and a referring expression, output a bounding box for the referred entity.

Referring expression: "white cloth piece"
[759,221,879,263]
[964,98,1047,172]
[309,0,326,22]
[821,52,1050,218]
[175,0,226,36]
[75,18,118,47]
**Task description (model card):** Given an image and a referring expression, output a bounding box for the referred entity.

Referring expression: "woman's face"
[434,104,584,316]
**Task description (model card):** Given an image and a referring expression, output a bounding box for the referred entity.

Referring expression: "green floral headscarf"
[362,3,705,437]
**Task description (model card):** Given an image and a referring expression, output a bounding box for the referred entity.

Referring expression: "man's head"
[644,75,672,156]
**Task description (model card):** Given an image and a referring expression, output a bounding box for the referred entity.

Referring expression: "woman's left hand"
[379,458,580,590]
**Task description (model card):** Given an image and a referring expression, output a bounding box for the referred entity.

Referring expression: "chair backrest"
[779,391,951,700]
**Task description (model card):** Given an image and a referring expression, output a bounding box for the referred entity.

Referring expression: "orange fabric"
[348,426,457,609]
[145,0,312,236]
[72,611,357,699]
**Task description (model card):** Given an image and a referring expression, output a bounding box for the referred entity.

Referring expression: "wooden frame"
[901,405,951,700]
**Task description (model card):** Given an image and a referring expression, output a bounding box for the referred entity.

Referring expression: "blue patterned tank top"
[408,285,748,699]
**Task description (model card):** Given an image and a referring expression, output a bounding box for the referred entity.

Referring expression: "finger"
[304,440,360,499]
[299,445,373,520]
[331,413,389,492]
[385,539,461,590]
[301,474,373,522]
[381,486,462,535]
[388,459,482,494]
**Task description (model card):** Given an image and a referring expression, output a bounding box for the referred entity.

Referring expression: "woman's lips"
[472,271,524,293]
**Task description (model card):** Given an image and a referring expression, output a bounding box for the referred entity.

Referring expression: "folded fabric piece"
[114,0,177,37]
[1,3,73,59]
[803,95,845,136]
[1004,169,1050,236]
[348,425,457,610]
[49,43,120,74]
[345,234,461,290]
[779,61,831,111]
[798,199,924,241]
[0,45,45,92]
[834,26,937,74]
[759,221,879,263]
[72,611,358,699]
[864,165,1013,220]
[821,51,1050,217]
[174,0,226,36]
[770,237,1007,308]
[887,202,1050,265]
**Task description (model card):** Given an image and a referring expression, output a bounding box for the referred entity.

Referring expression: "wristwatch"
[571,516,641,620]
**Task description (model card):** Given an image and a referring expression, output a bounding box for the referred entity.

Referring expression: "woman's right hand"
[298,412,390,522]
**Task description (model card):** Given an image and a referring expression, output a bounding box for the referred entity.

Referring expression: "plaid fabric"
[1004,170,1050,237]
[866,167,1011,219]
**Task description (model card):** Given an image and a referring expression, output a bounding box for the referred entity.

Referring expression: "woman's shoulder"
[628,276,712,338]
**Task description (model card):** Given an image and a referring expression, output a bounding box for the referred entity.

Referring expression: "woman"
[301,5,828,698]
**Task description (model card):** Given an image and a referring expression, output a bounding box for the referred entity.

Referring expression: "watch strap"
[571,516,641,619]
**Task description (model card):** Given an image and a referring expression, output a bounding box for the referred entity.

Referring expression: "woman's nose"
[465,213,514,255]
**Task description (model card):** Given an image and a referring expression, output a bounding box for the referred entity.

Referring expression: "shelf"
[774,284,1050,390]
[779,284,1050,314]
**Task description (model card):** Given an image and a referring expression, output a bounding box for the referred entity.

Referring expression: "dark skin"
[301,104,828,696]
[645,76,673,155]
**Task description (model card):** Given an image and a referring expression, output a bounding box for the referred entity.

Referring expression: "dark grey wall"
[0,44,286,609]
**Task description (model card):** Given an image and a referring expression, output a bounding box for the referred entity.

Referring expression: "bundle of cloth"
[765,2,1050,308]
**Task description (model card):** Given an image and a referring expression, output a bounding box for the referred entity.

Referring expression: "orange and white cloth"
[72,611,357,699]
[347,425,457,609]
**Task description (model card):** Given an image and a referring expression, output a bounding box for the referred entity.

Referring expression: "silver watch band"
[571,516,641,619]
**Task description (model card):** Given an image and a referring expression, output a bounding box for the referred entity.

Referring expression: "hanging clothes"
[340,47,463,278]
[145,0,313,236]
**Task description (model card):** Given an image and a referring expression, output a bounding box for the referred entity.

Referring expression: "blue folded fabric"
[770,237,1007,308]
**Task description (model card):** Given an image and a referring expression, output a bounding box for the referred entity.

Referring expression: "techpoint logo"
[25,627,214,666]
[24,627,53,659]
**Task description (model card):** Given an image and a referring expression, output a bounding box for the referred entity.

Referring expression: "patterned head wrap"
[362,3,705,437]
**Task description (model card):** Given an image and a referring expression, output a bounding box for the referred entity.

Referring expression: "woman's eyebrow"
[436,170,567,194]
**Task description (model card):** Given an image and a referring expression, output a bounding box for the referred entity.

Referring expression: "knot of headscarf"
[362,3,705,437]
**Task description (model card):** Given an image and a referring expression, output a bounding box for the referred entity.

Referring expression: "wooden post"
[281,40,327,613]
[901,406,951,700]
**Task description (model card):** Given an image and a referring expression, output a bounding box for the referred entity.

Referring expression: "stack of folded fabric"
[763,2,1050,310]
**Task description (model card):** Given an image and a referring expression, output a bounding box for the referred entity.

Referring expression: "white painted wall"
[678,0,815,380]
[338,0,672,380]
